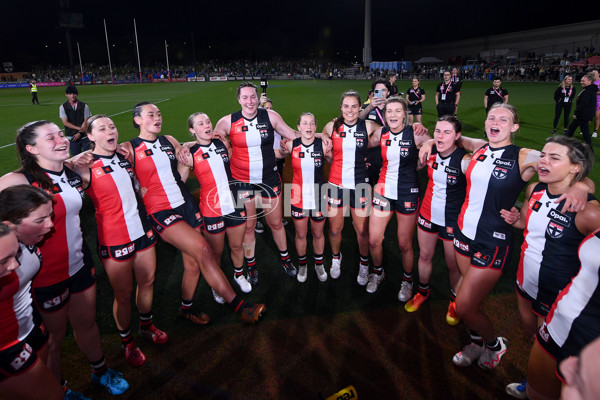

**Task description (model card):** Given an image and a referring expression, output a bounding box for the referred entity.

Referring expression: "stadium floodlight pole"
[165,40,171,82]
[76,42,84,86]
[103,19,114,85]
[134,18,142,84]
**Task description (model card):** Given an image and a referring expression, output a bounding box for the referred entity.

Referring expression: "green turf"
[0,80,597,399]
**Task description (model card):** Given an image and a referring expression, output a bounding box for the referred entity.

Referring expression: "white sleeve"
[84,104,92,118]
[59,105,67,119]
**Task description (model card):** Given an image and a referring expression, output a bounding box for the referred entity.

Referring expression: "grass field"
[0,80,598,399]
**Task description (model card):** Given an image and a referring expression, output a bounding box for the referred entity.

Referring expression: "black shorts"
[417,214,456,241]
[203,209,247,234]
[453,228,512,272]
[98,230,157,262]
[326,184,371,210]
[33,260,96,313]
[235,174,282,200]
[437,103,455,117]
[0,324,47,382]
[149,201,203,235]
[408,104,423,115]
[291,205,326,222]
[372,191,419,215]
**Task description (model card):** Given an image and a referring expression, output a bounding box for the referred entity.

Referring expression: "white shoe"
[315,264,328,282]
[478,337,509,370]
[212,288,225,305]
[366,272,384,293]
[452,342,484,367]
[593,131,598,138]
[398,281,413,302]
[330,253,342,279]
[297,264,307,283]
[357,264,369,286]
[505,380,527,399]
[234,274,252,293]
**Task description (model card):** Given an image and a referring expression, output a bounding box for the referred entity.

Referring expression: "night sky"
[1,0,593,69]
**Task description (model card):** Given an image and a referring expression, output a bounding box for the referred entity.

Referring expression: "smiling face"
[384,100,407,131]
[88,117,118,156]
[434,121,460,156]
[238,87,259,118]
[485,106,519,147]
[0,232,19,279]
[537,142,580,186]
[340,95,360,124]
[189,113,213,143]
[565,76,573,86]
[10,202,54,247]
[26,123,70,165]
[297,114,316,141]
[135,104,162,135]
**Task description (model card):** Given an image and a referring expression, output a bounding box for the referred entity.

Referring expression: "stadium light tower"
[362,0,372,66]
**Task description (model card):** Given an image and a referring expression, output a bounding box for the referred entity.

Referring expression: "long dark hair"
[333,90,361,133]
[133,102,153,129]
[0,185,53,225]
[15,120,55,190]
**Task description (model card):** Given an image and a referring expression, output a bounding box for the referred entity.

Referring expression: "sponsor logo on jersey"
[538,322,550,342]
[453,237,469,252]
[50,183,62,194]
[206,221,225,231]
[411,188,419,193]
[431,161,439,170]
[299,152,305,158]
[43,288,70,310]
[143,149,154,157]
[445,166,459,175]
[493,231,506,240]
[119,160,131,169]
[163,214,180,226]
[256,123,268,130]
[68,177,82,187]
[291,209,305,218]
[547,209,571,226]
[398,140,411,146]
[546,221,564,238]
[494,158,515,169]
[405,201,416,210]
[530,199,542,212]
[242,125,248,132]
[446,226,454,235]
[340,132,347,138]
[385,139,392,146]
[492,166,508,179]
[327,196,342,205]
[115,243,136,258]
[10,343,33,371]
[354,131,366,138]
[476,154,487,162]
[93,167,107,178]
[473,251,490,265]
[201,152,210,159]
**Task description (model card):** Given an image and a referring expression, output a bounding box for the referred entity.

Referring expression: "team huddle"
[0,81,599,400]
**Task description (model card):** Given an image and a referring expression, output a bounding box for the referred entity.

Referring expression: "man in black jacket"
[565,73,597,150]
[60,85,92,155]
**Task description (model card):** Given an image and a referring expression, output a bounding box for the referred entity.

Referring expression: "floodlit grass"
[0,79,597,399]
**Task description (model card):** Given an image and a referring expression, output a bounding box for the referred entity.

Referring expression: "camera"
[260,78,268,94]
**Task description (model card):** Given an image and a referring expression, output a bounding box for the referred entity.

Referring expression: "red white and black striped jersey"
[545,229,600,356]
[328,119,369,189]
[517,183,593,299]
[291,137,325,210]
[86,153,148,246]
[130,135,187,215]
[229,108,278,184]
[190,140,236,218]
[0,244,41,350]
[420,147,468,226]
[458,144,527,244]
[376,126,419,200]
[25,167,85,288]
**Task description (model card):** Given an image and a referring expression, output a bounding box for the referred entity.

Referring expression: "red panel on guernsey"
[34,189,70,287]
[291,145,305,208]
[229,118,251,182]
[0,273,20,350]
[88,159,132,245]
[328,125,345,187]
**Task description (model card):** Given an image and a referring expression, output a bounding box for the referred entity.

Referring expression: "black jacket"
[574,84,597,121]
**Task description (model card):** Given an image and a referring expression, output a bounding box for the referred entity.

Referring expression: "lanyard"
[375,107,386,127]
[492,87,503,98]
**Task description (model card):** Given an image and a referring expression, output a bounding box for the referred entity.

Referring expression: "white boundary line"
[0,98,170,150]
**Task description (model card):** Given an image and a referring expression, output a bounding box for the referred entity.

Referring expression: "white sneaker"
[478,337,509,370]
[212,288,225,305]
[452,342,484,367]
[366,272,385,293]
[357,264,369,286]
[593,131,598,138]
[234,274,252,293]
[297,264,307,283]
[505,380,527,399]
[398,281,413,302]
[315,264,328,282]
[330,253,342,279]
